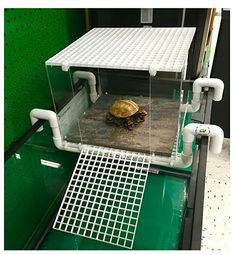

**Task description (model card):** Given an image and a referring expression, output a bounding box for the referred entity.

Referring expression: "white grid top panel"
[46,27,196,75]
[53,145,151,249]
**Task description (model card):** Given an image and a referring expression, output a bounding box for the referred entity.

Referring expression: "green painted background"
[4,8,86,150]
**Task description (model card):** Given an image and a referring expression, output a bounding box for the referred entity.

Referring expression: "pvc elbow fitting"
[193,78,224,101]
[183,123,224,155]
[73,71,98,103]
[30,109,61,142]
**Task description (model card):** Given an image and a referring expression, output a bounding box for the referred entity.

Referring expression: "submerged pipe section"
[73,71,98,103]
[30,109,224,169]
[180,78,224,112]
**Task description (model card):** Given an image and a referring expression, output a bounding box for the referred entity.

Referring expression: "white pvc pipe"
[73,71,98,103]
[29,109,224,169]
[30,108,190,167]
[152,123,224,168]
[30,109,58,133]
[30,109,62,150]
[180,93,201,112]
[180,78,224,112]
[193,78,224,101]
[151,153,193,168]
[30,109,83,152]
[183,123,224,154]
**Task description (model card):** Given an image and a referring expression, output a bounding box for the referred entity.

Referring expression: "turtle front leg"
[106,112,115,122]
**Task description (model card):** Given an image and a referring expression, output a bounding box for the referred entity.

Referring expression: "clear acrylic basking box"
[45,27,196,157]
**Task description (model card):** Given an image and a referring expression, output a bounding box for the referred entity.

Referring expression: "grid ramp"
[46,27,196,75]
[53,145,151,249]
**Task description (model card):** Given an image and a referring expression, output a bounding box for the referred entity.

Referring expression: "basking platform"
[67,94,180,157]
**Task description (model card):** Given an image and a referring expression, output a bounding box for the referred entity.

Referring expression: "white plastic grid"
[46,27,196,75]
[53,145,151,249]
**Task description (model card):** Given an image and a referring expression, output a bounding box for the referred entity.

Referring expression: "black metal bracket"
[181,89,214,250]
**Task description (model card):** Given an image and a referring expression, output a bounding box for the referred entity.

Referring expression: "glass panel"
[46,65,84,143]
[149,71,182,156]
[4,121,78,249]
[46,65,74,113]
[46,64,183,156]
[178,79,194,154]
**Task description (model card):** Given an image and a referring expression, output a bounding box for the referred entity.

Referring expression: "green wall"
[4,8,86,150]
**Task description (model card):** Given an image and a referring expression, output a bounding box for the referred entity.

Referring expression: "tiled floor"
[201,138,231,251]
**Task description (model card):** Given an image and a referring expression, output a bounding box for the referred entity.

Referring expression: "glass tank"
[45,27,196,157]
[42,27,197,250]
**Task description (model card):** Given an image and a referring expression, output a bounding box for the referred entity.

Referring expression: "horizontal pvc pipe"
[57,141,82,153]
[30,109,223,169]
[29,108,193,168]
[151,154,193,168]
[73,71,98,103]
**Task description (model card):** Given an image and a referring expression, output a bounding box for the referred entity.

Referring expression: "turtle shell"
[109,99,139,118]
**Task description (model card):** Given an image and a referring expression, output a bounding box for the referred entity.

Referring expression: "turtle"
[106,99,147,130]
